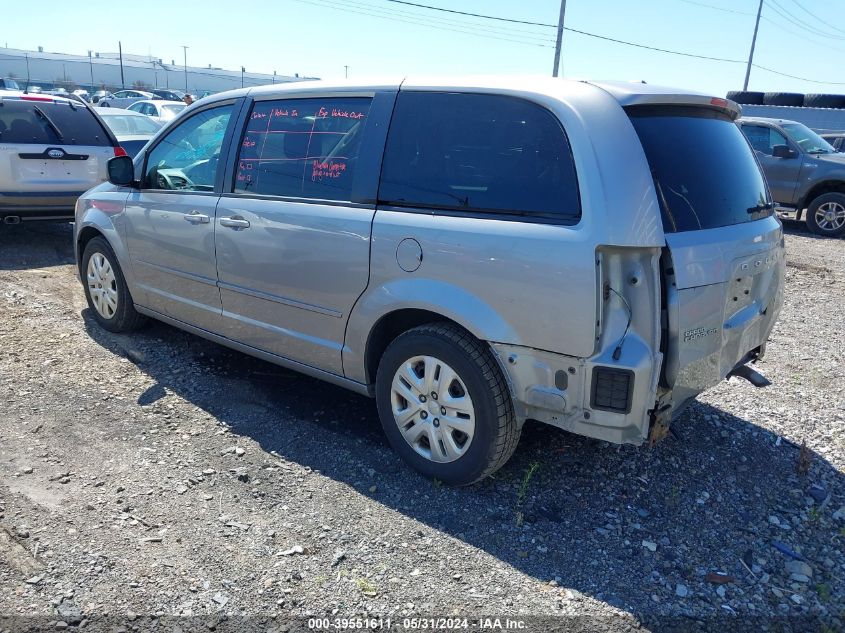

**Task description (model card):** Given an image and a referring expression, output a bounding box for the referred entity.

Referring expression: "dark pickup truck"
[738,117,845,237]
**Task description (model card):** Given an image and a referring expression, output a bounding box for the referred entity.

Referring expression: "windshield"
[4,78,20,90]
[782,122,836,154]
[629,106,771,233]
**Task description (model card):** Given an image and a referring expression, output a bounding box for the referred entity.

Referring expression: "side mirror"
[107,155,136,187]
[772,144,796,159]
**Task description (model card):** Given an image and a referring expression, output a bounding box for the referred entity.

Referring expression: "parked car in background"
[126,99,186,124]
[91,90,114,104]
[98,89,157,109]
[0,78,21,90]
[0,91,123,223]
[151,88,186,102]
[75,78,784,485]
[27,86,43,94]
[73,89,91,103]
[821,132,845,152]
[96,108,162,157]
[738,117,845,236]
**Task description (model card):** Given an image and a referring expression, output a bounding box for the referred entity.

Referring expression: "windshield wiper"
[32,105,64,142]
[652,174,679,233]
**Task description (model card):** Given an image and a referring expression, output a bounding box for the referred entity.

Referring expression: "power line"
[785,0,845,33]
[344,0,555,40]
[677,0,755,17]
[752,63,845,85]
[288,0,556,47]
[563,25,744,63]
[382,0,556,28]
[765,0,845,40]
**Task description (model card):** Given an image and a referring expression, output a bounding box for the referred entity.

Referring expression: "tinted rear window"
[628,107,771,232]
[380,92,581,221]
[0,100,111,146]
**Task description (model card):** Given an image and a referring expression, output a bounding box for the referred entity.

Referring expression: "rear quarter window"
[628,106,771,232]
[0,100,111,146]
[379,92,581,221]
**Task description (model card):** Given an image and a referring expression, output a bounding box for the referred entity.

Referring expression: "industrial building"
[0,46,313,94]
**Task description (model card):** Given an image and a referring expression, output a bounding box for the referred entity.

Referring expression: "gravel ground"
[0,222,842,632]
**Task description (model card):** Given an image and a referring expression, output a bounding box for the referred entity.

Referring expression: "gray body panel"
[123,191,223,332]
[214,197,375,375]
[74,77,785,447]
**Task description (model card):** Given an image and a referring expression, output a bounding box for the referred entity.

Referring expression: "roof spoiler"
[618,94,742,120]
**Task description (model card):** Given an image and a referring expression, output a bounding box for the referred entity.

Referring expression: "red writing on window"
[272,108,298,117]
[251,111,267,120]
[236,172,252,183]
[238,161,254,170]
[311,159,347,180]
[242,138,256,148]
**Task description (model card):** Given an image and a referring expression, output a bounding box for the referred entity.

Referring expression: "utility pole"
[88,51,94,91]
[181,45,189,93]
[552,0,567,77]
[118,41,125,89]
[241,66,245,88]
[344,65,349,79]
[273,70,276,84]
[743,0,764,90]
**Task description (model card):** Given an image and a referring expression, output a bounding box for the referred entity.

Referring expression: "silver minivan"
[74,78,784,485]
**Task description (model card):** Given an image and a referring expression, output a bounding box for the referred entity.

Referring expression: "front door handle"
[219,216,250,230]
[184,211,210,224]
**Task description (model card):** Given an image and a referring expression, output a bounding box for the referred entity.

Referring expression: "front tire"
[806,192,845,237]
[375,323,520,486]
[82,237,147,333]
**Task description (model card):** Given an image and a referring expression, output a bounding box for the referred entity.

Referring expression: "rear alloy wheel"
[390,355,476,464]
[376,323,520,486]
[82,237,147,333]
[806,192,845,237]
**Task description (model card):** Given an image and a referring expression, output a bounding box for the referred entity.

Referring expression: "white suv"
[0,92,124,223]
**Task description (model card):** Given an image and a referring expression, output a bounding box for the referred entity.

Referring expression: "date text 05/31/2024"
[307,617,527,630]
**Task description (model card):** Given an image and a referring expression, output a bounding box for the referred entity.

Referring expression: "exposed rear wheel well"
[76,227,105,275]
[364,309,470,384]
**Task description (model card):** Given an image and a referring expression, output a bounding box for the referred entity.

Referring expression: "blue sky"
[4,0,844,95]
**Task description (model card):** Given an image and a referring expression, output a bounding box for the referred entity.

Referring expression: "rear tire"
[81,237,147,332]
[375,323,520,486]
[806,192,845,237]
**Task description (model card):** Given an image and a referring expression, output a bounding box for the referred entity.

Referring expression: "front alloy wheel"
[81,236,147,333]
[86,252,119,319]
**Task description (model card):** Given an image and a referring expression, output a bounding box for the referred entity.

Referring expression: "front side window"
[234,97,371,201]
[741,124,788,156]
[379,92,581,220]
[143,105,233,191]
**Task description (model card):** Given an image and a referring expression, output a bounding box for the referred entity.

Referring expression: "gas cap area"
[396,238,423,272]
